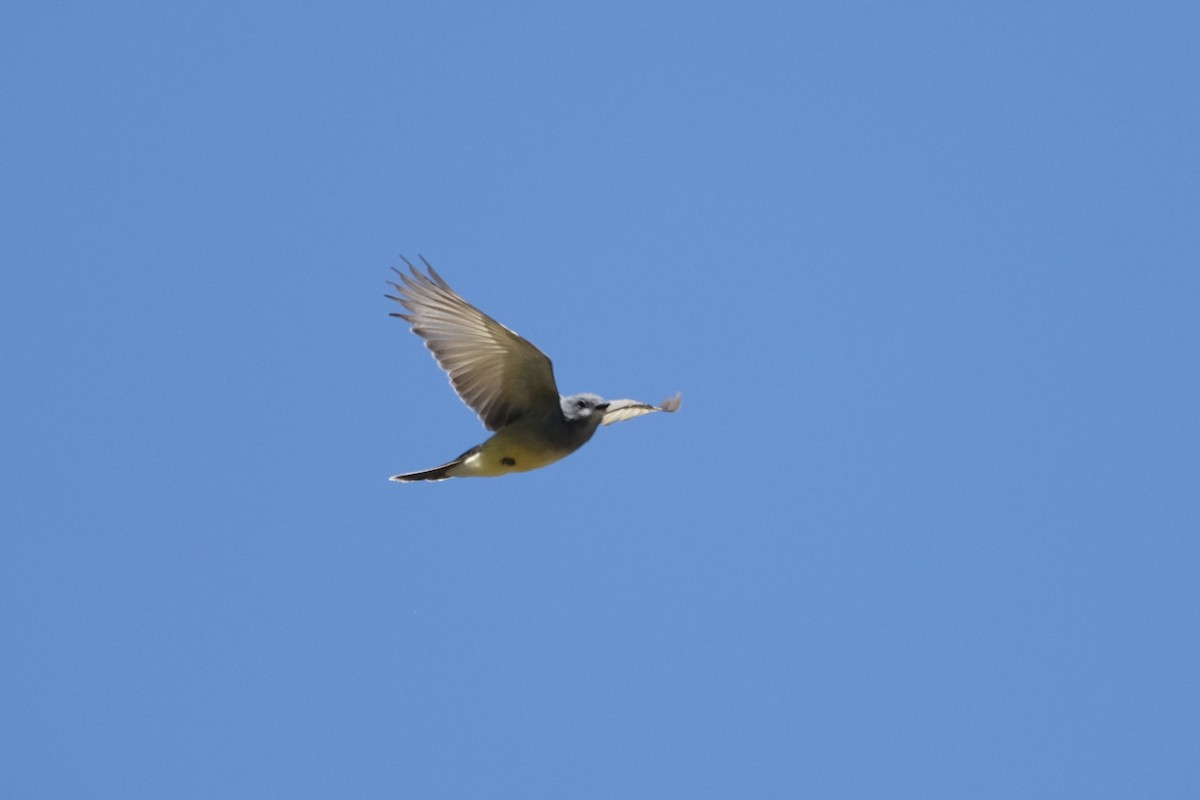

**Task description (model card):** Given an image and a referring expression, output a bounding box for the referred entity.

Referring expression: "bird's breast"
[454,420,588,477]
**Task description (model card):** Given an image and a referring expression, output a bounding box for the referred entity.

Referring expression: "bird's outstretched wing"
[387,257,561,431]
[600,393,682,426]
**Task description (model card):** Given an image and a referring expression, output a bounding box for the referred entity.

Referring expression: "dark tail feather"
[389,462,458,482]
[388,446,479,483]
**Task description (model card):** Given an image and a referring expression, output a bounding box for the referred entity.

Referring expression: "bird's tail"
[388,446,479,482]
[389,462,458,482]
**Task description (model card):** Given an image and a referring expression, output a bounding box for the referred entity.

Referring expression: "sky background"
[2,2,1198,797]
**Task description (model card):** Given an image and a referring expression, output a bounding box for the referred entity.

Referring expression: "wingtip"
[420,257,452,291]
[390,255,454,296]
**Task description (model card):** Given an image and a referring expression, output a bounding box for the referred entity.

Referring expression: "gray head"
[561,393,610,423]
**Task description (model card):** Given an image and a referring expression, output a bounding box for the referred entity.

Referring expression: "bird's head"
[561,393,610,424]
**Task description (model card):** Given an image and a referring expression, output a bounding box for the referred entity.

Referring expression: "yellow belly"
[452,425,576,477]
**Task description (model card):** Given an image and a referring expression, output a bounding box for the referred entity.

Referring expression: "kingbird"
[387,257,680,482]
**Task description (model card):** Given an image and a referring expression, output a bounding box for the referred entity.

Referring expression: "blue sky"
[2,2,1197,797]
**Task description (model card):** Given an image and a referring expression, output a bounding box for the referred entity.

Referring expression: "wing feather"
[387,257,561,431]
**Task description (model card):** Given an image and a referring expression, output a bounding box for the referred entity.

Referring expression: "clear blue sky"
[2,2,1197,797]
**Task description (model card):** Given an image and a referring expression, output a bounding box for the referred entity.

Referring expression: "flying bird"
[386,257,680,482]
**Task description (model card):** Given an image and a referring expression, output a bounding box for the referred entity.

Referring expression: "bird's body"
[398,408,600,481]
[386,258,679,482]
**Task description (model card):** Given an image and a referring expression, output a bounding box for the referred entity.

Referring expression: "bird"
[386,256,680,482]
